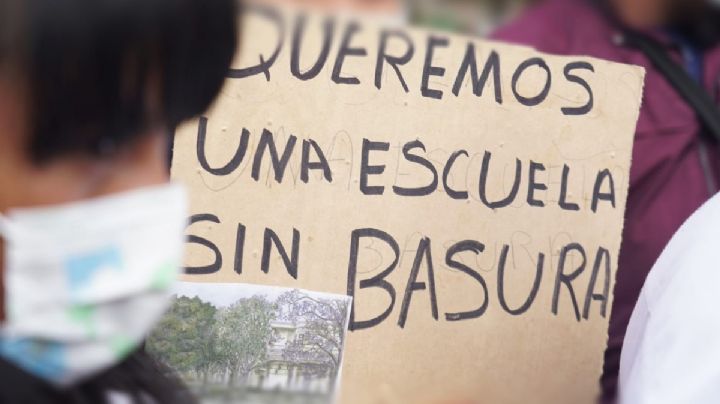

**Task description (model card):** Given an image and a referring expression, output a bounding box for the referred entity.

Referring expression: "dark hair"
[0,0,238,163]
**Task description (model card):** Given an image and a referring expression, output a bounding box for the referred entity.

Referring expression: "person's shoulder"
[620,193,720,403]
[644,192,720,306]
[491,0,605,54]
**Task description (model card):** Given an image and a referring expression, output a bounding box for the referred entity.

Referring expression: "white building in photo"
[247,321,334,394]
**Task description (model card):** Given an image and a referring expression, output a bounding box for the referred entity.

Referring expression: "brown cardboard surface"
[172,6,644,404]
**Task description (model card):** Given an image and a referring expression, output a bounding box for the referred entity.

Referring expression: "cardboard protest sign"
[171,5,644,404]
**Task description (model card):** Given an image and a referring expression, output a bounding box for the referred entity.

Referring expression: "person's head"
[0,0,237,212]
[609,0,714,29]
[0,0,237,401]
[0,0,237,308]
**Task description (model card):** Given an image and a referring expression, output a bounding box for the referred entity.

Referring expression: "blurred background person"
[0,0,237,402]
[492,0,720,402]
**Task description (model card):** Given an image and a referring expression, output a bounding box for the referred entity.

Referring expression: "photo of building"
[247,321,334,394]
[147,282,352,404]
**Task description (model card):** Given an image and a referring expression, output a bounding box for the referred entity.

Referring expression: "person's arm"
[620,202,720,403]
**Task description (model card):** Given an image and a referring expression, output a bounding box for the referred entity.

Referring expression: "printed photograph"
[147,282,352,404]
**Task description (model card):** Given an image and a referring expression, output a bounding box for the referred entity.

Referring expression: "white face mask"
[0,183,188,386]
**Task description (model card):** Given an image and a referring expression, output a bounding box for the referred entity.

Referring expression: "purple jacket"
[493,0,720,400]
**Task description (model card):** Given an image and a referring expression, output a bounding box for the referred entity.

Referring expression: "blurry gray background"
[409,0,532,35]
[259,0,535,36]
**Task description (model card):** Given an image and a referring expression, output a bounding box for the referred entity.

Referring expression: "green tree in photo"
[214,295,276,389]
[146,295,219,388]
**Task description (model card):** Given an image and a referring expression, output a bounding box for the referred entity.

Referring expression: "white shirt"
[619,192,720,403]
